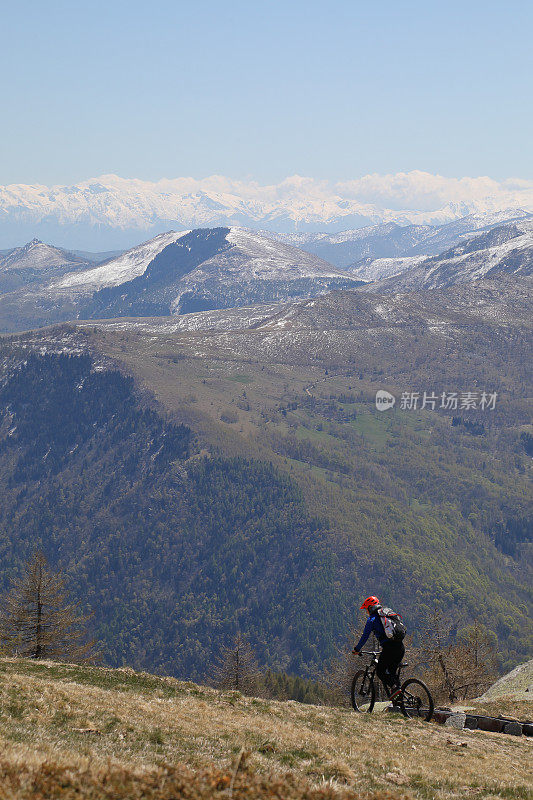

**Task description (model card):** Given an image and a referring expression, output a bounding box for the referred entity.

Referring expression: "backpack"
[377,606,406,641]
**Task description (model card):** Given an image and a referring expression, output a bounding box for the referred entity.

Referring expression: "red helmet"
[360,595,380,610]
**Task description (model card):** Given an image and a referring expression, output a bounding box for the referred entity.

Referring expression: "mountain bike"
[351,649,434,721]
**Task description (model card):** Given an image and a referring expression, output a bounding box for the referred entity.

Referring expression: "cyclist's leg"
[377,641,405,694]
[390,641,405,691]
[376,645,393,695]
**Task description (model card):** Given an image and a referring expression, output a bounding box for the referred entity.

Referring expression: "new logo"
[375,390,396,411]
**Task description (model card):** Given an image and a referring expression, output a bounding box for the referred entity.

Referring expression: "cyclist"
[352,595,404,700]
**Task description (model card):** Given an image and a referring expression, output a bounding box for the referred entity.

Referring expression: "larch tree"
[0,552,99,663]
[212,633,262,696]
[454,621,499,697]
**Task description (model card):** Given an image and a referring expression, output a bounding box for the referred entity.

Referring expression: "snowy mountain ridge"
[53,227,351,297]
[272,210,532,249]
[372,218,533,291]
[54,230,190,291]
[0,227,364,332]
[1,172,532,249]
[270,209,533,270]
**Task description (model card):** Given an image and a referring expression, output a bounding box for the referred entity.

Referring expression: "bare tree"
[323,622,391,707]
[212,633,262,696]
[413,609,498,703]
[0,552,99,663]
[454,621,499,698]
[412,608,458,702]
[323,626,360,707]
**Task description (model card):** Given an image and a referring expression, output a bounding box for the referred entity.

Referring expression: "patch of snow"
[350,255,426,281]
[223,227,353,279]
[52,230,190,291]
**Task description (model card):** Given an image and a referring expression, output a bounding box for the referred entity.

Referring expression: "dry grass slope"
[0,659,531,800]
[478,659,533,701]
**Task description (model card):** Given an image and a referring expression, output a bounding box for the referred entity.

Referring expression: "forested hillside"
[0,278,531,679]
[0,350,344,677]
[79,282,531,674]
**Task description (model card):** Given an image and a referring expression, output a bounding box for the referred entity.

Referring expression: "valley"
[1,267,530,678]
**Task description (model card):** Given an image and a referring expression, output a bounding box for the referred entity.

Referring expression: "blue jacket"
[355,611,386,651]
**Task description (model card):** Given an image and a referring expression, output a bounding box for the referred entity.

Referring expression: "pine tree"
[0,552,98,662]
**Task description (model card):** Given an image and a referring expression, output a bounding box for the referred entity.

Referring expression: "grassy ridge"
[0,658,531,800]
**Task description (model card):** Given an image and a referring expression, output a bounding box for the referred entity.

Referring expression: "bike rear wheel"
[398,678,434,721]
[351,669,376,713]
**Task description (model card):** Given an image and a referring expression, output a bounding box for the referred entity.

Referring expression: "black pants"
[376,640,405,693]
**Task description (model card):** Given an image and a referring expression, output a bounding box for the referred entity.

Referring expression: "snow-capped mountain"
[0,239,91,293]
[373,219,533,292]
[77,227,364,319]
[1,172,532,249]
[0,228,363,332]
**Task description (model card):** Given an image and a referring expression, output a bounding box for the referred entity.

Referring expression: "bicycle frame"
[358,650,379,690]
[359,649,402,699]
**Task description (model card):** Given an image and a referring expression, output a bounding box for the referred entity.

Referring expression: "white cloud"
[334,171,532,212]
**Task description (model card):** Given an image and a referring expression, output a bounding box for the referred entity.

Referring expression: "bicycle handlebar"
[358,649,381,656]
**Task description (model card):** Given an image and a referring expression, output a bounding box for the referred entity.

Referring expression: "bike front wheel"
[351,670,376,712]
[398,678,434,721]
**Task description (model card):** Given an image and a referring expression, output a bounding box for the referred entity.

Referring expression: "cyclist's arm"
[353,618,373,653]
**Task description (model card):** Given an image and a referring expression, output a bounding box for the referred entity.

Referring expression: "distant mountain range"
[0,210,531,333]
[371,218,533,291]
[1,172,532,249]
[272,210,533,269]
[275,211,532,285]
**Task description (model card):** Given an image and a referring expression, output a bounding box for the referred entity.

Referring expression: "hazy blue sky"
[1,0,531,185]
